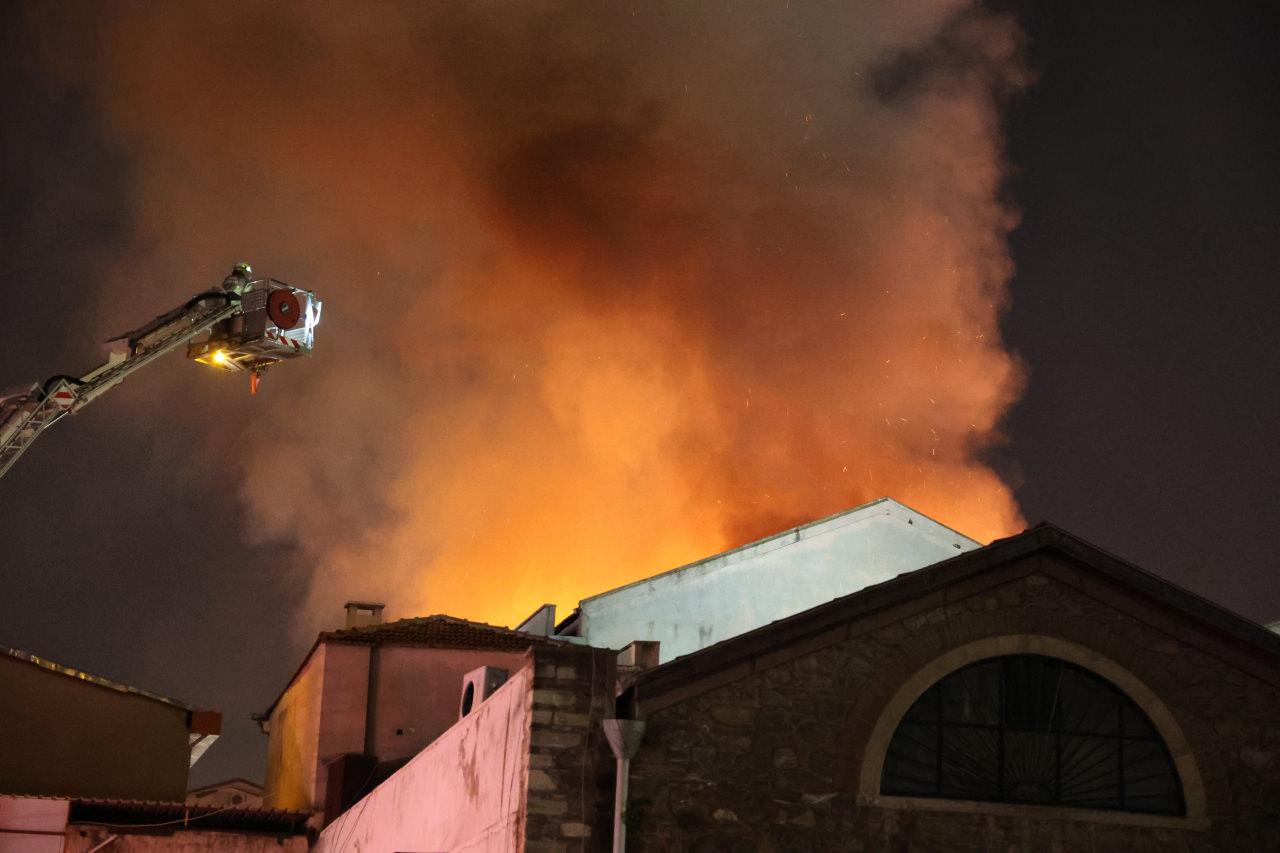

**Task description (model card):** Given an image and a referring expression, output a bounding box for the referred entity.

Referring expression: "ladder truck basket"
[187,279,321,373]
[0,263,321,481]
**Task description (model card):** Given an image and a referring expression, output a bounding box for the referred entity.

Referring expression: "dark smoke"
[25,0,1029,633]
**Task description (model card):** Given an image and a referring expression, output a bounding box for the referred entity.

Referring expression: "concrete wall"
[369,646,532,763]
[0,655,191,800]
[265,643,370,812]
[625,555,1280,850]
[315,644,619,853]
[315,661,536,853]
[579,498,978,661]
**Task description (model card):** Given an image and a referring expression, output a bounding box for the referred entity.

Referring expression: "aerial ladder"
[0,264,321,480]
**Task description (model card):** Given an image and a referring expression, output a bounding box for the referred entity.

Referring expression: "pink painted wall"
[0,797,308,853]
[0,795,67,853]
[315,662,533,853]
[370,646,531,763]
[315,643,371,805]
[268,641,532,816]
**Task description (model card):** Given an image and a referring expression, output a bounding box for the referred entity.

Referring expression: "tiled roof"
[67,798,312,834]
[320,614,567,650]
[260,615,562,719]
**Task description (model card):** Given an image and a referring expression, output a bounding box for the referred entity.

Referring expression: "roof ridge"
[577,496,976,605]
[320,612,540,640]
[628,523,1280,704]
[1,646,196,712]
[187,777,263,791]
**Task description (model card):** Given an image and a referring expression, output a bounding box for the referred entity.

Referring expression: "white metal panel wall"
[578,498,979,662]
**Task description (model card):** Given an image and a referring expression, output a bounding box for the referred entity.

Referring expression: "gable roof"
[626,522,1280,708]
[187,777,263,796]
[260,615,568,719]
[319,614,569,651]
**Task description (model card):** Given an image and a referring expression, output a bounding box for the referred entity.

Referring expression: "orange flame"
[28,2,1029,634]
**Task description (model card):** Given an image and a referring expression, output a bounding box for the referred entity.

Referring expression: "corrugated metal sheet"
[68,798,312,834]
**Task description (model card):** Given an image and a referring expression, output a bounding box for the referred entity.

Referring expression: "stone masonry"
[624,549,1280,852]
[523,644,618,853]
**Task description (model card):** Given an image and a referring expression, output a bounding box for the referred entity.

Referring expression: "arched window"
[880,655,1184,815]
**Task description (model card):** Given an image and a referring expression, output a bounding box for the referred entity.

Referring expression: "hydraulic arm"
[0,264,320,480]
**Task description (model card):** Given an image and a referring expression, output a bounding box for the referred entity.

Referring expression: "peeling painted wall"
[315,661,533,853]
[580,498,979,661]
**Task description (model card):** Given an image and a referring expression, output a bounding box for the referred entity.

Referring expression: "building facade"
[0,647,220,802]
[552,498,979,662]
[0,795,311,852]
[267,503,1280,851]
[312,642,617,852]
[620,524,1280,850]
[186,777,265,809]
[260,614,571,816]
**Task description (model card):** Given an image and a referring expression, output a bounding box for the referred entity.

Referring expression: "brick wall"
[524,644,618,853]
[625,553,1280,851]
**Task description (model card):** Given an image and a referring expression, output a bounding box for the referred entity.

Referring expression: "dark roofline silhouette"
[624,522,1280,707]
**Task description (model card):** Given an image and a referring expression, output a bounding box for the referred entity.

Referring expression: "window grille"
[880,655,1183,815]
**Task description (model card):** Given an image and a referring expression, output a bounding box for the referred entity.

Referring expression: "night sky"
[1,2,1276,786]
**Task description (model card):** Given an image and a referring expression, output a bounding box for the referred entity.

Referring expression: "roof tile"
[319,614,565,651]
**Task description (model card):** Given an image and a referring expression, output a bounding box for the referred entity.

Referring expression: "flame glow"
[29,1,1030,634]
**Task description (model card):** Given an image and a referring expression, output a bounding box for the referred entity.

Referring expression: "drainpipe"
[602,718,646,853]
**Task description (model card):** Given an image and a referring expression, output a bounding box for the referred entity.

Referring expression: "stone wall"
[625,552,1280,851]
[524,644,618,853]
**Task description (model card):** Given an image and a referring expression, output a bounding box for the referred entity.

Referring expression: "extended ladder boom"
[0,292,239,479]
[0,264,321,480]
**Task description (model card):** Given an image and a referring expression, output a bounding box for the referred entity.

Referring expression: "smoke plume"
[27,1,1029,634]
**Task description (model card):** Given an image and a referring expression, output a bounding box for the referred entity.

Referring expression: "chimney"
[617,640,660,671]
[344,601,385,629]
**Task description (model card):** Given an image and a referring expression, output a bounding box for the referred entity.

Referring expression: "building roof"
[575,496,977,607]
[1,646,194,712]
[625,522,1280,709]
[320,614,570,650]
[261,615,568,719]
[67,797,311,834]
[187,777,264,795]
